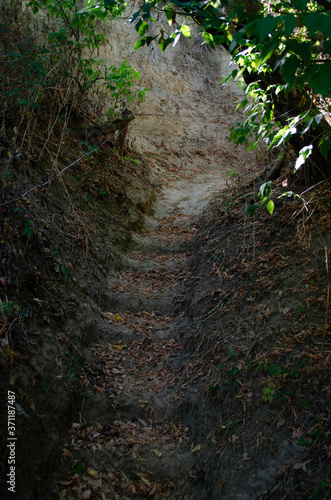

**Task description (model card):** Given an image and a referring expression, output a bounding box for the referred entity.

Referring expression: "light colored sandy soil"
[101,6,260,188]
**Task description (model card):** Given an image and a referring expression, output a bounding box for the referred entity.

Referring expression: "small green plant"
[13,207,26,221]
[268,364,287,377]
[80,141,97,153]
[2,170,13,188]
[313,481,329,500]
[72,460,84,477]
[52,248,74,286]
[105,61,148,114]
[39,377,47,393]
[262,382,276,402]
[57,263,72,284]
[278,191,305,203]
[245,181,274,217]
[290,361,303,378]
[3,0,147,160]
[22,220,36,238]
[50,245,58,257]
[208,384,218,395]
[226,200,233,213]
[66,338,82,381]
[245,181,306,217]
[297,437,312,447]
[219,363,239,387]
[221,421,236,434]
[123,156,137,164]
[1,301,20,318]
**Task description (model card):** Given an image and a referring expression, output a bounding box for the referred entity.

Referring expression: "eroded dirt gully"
[56,151,232,499]
[55,144,331,500]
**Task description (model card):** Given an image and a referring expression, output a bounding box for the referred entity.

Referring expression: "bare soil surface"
[0,109,329,500]
[53,144,229,499]
[53,153,330,500]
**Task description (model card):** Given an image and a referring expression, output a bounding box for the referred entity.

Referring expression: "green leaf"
[165,9,174,25]
[286,40,311,63]
[133,39,146,50]
[229,27,246,52]
[221,68,238,84]
[202,31,215,49]
[292,0,309,9]
[72,460,84,477]
[180,25,191,38]
[304,12,331,38]
[259,181,272,199]
[246,19,257,38]
[129,10,141,24]
[258,42,278,66]
[319,136,331,159]
[280,54,300,87]
[303,13,318,35]
[145,35,158,46]
[295,145,313,171]
[312,114,323,130]
[266,200,274,214]
[271,125,297,148]
[283,14,296,38]
[324,40,331,58]
[301,117,314,136]
[245,203,259,217]
[158,35,174,52]
[213,34,226,46]
[255,16,279,42]
[308,66,331,97]
[142,4,152,20]
[104,0,117,8]
[137,21,149,36]
[259,196,268,206]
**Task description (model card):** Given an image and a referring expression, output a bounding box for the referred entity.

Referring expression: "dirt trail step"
[55,161,228,498]
[57,210,198,498]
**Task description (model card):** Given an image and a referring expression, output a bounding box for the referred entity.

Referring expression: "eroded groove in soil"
[56,203,201,498]
[54,157,331,500]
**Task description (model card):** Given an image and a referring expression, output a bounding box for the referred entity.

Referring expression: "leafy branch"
[130,0,331,179]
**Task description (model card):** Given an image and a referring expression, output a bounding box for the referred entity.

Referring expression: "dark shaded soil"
[1,102,330,500]
[173,174,331,499]
[0,128,156,499]
[52,163,330,500]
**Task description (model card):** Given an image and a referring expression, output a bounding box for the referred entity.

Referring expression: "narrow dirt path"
[57,160,227,498]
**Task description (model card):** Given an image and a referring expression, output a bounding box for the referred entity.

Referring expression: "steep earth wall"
[101,8,259,182]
